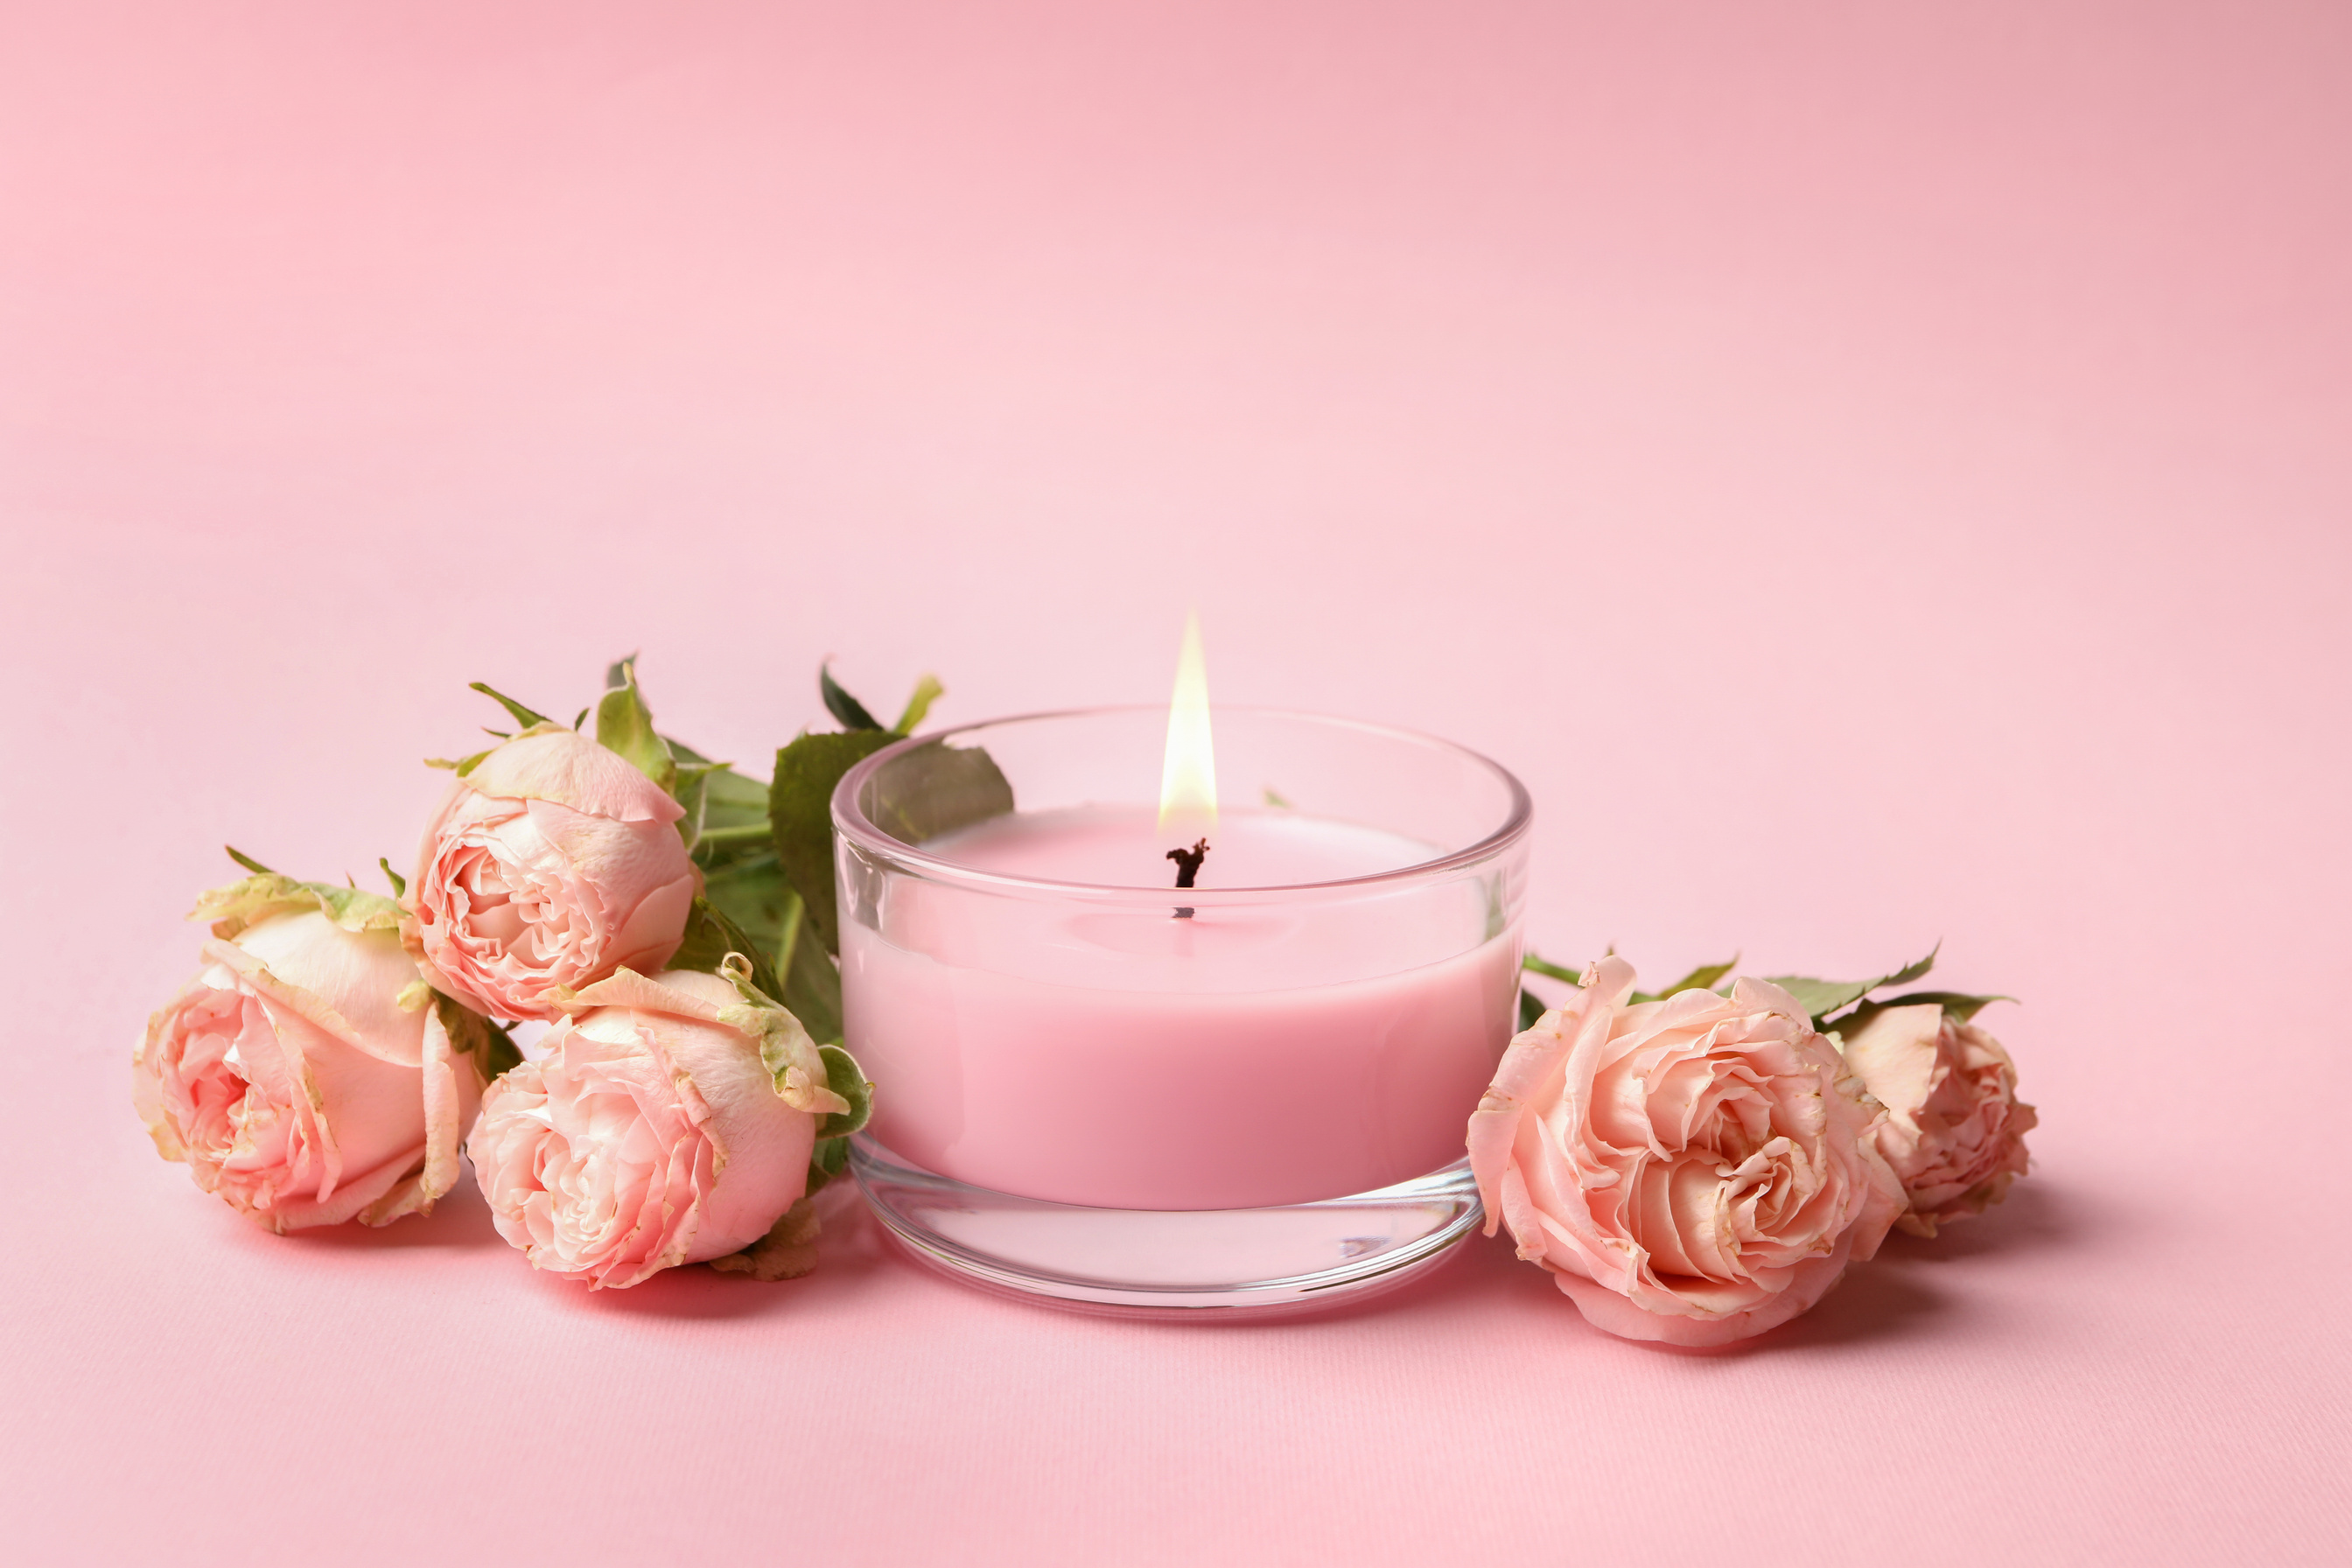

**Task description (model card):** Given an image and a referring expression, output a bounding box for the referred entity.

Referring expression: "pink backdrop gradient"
[4,3,2347,1563]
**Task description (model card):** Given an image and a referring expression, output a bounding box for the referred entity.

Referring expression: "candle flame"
[1158,611,1217,836]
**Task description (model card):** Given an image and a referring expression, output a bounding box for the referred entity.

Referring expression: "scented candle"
[832,703,1530,1312]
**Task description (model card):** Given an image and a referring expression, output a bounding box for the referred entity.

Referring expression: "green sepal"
[813,1044,872,1140]
[596,657,679,796]
[891,674,945,735]
[425,747,496,777]
[821,663,886,732]
[435,990,522,1082]
[379,858,407,898]
[469,682,552,731]
[713,953,847,1120]
[1837,990,2015,1036]
[769,729,897,955]
[192,873,406,940]
[225,845,276,876]
[805,1135,852,1194]
[1626,955,1740,1005]
[1763,944,1940,1030]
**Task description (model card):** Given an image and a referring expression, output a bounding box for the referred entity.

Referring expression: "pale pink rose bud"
[1838,1003,2036,1237]
[467,966,854,1289]
[134,878,491,1231]
[410,726,699,1022]
[1468,956,1908,1347]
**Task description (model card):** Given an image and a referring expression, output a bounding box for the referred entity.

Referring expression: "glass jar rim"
[830,704,1533,902]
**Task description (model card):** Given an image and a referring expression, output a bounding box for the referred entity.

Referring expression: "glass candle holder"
[833,706,1531,1315]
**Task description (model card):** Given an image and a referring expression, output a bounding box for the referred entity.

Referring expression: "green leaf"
[595,658,678,795]
[812,1044,872,1140]
[668,897,786,1003]
[1881,942,1941,990]
[1762,946,1940,1030]
[469,682,551,731]
[775,886,844,1045]
[1839,990,2016,1034]
[891,674,945,736]
[435,991,522,1082]
[821,662,886,732]
[379,858,408,898]
[1656,956,1740,997]
[225,845,276,876]
[768,730,897,955]
[860,740,1016,848]
[1517,987,1547,1032]
[1522,954,1585,987]
[1760,975,1880,1023]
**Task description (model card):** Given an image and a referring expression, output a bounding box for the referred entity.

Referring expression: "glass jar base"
[850,1136,1483,1319]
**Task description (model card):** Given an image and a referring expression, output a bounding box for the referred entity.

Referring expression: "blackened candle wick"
[1166,838,1210,890]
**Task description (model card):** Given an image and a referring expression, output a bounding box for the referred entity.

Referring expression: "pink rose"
[1838,1003,2036,1237]
[467,963,853,1288]
[1468,956,1907,1346]
[410,726,698,1022]
[134,878,489,1231]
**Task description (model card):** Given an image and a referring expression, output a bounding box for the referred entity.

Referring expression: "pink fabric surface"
[4,3,2347,1563]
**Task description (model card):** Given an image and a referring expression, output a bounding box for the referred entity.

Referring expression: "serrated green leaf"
[595,658,678,796]
[775,886,844,1045]
[769,730,896,955]
[813,1044,872,1140]
[1881,942,1941,990]
[1840,990,2016,1035]
[668,897,786,1002]
[891,674,945,735]
[861,741,1016,847]
[1763,946,1940,1029]
[1656,956,1740,997]
[821,662,885,732]
[469,682,551,731]
[1761,975,1880,1023]
[379,858,407,898]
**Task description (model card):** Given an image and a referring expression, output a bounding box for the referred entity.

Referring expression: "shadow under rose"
[1878,1175,2084,1264]
[550,1182,908,1320]
[247,1174,508,1252]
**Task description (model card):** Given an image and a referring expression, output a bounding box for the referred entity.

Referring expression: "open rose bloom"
[135,883,486,1231]
[1469,957,1906,1346]
[468,966,851,1288]
[410,726,699,1022]
[1838,1003,2036,1237]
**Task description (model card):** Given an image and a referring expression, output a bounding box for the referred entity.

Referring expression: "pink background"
[4,3,2347,1562]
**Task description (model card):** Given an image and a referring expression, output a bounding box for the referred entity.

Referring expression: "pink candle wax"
[842,805,1521,1210]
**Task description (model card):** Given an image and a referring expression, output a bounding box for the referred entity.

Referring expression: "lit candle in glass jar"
[835,620,1530,1312]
